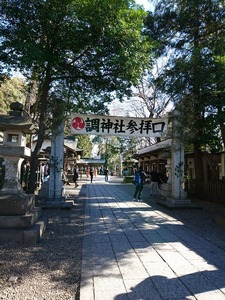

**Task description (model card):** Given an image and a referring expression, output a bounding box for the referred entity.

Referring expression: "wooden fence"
[187,180,225,206]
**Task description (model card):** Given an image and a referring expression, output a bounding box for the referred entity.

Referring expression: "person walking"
[79,168,83,179]
[73,168,79,188]
[90,167,94,183]
[104,168,109,182]
[149,167,160,196]
[133,166,146,201]
[62,171,71,185]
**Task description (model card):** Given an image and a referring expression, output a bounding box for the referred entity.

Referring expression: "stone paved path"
[70,175,225,300]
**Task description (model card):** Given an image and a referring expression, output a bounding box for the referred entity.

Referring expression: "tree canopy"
[76,135,92,158]
[0,77,27,114]
[145,0,225,180]
[0,0,150,93]
[0,0,153,192]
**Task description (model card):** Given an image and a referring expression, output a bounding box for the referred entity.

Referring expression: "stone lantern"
[0,102,46,245]
[0,102,33,193]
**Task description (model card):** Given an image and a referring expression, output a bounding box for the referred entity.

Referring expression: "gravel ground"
[0,198,85,300]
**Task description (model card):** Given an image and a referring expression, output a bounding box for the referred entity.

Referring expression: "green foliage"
[0,0,151,96]
[117,136,140,161]
[76,135,92,158]
[92,135,139,173]
[0,0,154,193]
[146,0,225,151]
[0,0,152,123]
[0,77,27,114]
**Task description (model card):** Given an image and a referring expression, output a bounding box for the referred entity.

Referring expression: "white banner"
[71,113,168,137]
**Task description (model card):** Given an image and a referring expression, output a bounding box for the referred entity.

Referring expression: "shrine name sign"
[71,113,168,137]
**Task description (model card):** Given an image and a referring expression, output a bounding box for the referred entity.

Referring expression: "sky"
[135,0,154,11]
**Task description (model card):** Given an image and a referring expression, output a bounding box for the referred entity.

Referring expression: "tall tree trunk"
[24,80,38,115]
[27,68,51,194]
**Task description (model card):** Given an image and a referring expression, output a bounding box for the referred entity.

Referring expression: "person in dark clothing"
[133,166,146,202]
[149,167,160,196]
[104,168,109,182]
[90,167,94,183]
[73,168,79,188]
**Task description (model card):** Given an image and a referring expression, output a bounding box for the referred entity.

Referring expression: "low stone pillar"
[167,139,191,206]
[157,110,198,208]
[48,123,64,201]
[166,111,191,206]
[41,121,73,208]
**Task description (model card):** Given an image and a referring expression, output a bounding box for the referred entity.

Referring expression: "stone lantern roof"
[0,101,35,133]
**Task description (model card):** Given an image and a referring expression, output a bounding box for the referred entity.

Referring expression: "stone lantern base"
[0,193,47,245]
[157,197,200,209]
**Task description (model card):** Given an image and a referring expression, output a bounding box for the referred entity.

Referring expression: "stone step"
[0,193,35,216]
[0,207,42,228]
[41,200,74,209]
[159,189,172,198]
[0,217,47,245]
